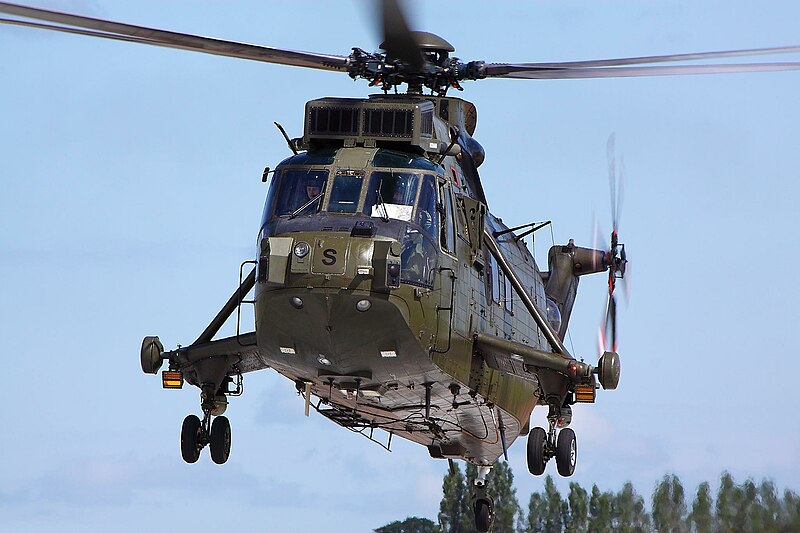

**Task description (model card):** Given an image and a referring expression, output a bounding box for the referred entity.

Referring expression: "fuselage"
[254,125,554,464]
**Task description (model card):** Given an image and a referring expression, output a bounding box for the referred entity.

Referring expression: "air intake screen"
[364,109,413,137]
[310,107,360,136]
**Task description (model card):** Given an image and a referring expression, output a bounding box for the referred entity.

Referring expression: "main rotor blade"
[488,44,800,69]
[0,2,348,71]
[485,62,800,79]
[380,0,424,70]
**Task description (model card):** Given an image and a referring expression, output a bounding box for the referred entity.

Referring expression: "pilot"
[390,181,406,204]
[305,175,324,200]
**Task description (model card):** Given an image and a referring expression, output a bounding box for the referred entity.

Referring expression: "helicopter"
[3,2,800,531]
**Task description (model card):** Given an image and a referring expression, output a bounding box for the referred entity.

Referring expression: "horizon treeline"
[375,463,800,532]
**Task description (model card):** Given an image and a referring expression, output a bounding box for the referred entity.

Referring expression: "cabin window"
[439,183,456,253]
[364,171,419,221]
[416,174,439,241]
[268,168,329,218]
[327,172,364,213]
[504,273,514,313]
[486,251,512,311]
[489,254,501,303]
[401,226,437,288]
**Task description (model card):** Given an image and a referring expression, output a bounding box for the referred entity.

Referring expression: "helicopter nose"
[257,234,403,292]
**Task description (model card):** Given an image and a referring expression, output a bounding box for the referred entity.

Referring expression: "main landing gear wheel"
[181,414,202,464]
[527,426,547,476]
[474,498,492,533]
[556,427,577,477]
[210,415,232,464]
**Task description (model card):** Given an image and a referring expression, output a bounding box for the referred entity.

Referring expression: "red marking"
[450,166,460,186]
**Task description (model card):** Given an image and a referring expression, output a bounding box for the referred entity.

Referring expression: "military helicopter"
[4,2,800,531]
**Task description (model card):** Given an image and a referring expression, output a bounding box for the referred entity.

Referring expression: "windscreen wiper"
[288,192,324,219]
[375,186,390,223]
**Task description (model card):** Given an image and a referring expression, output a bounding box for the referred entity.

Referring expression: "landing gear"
[210,416,232,464]
[180,414,202,463]
[555,427,576,477]
[471,465,494,533]
[180,384,233,464]
[526,426,547,475]
[526,406,578,477]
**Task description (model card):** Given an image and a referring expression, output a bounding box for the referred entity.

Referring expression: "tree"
[757,480,780,532]
[651,474,687,533]
[715,471,738,532]
[688,481,713,533]
[541,475,563,533]
[566,482,589,533]
[781,489,800,531]
[734,479,761,532]
[463,463,478,532]
[439,462,469,533]
[487,461,523,533]
[613,481,650,532]
[527,491,546,533]
[375,517,440,533]
[588,484,614,533]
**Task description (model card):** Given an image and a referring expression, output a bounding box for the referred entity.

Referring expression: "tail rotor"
[600,134,628,354]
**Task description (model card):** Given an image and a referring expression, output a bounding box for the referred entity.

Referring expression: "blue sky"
[2,1,799,531]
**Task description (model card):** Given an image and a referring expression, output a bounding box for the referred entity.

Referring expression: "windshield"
[364,171,419,221]
[328,172,364,213]
[269,169,329,217]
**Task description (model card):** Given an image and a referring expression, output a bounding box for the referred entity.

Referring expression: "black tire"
[527,426,547,475]
[180,414,201,464]
[556,428,577,477]
[474,498,492,533]
[210,415,232,465]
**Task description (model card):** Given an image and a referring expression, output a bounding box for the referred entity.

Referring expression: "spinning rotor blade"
[380,0,424,70]
[489,44,800,69]
[484,62,800,80]
[0,2,348,71]
[484,44,800,79]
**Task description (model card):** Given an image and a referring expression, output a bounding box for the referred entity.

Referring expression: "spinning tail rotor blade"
[598,134,628,354]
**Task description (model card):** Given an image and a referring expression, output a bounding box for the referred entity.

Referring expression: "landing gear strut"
[526,405,577,477]
[471,465,494,533]
[180,384,232,464]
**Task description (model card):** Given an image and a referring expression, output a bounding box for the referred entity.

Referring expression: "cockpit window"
[276,149,337,166]
[270,169,329,217]
[416,174,439,241]
[372,149,443,172]
[364,171,419,221]
[328,172,364,213]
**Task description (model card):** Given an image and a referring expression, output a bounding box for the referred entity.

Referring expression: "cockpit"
[261,148,449,288]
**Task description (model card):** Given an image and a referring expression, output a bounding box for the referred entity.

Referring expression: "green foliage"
[613,481,650,532]
[588,484,614,533]
[715,471,737,532]
[527,491,547,532]
[381,464,800,533]
[487,461,523,533]
[652,474,687,533]
[688,481,713,533]
[439,462,469,533]
[566,482,589,533]
[375,516,440,533]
